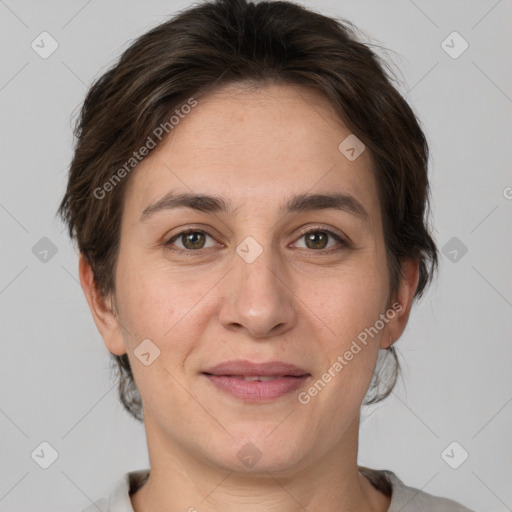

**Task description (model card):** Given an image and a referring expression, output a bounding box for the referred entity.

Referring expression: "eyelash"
[164,226,349,255]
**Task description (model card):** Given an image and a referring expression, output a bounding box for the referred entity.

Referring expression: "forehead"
[122,82,380,227]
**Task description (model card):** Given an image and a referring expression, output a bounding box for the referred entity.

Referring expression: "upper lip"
[203,360,310,377]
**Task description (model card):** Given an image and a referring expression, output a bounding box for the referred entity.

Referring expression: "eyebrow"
[139,191,369,223]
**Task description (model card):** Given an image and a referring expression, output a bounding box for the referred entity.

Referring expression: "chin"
[205,430,310,475]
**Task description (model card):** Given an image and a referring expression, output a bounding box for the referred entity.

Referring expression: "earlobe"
[381,258,420,349]
[78,254,127,356]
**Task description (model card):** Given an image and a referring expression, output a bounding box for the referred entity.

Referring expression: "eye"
[166,229,217,251]
[164,227,349,254]
[293,228,348,251]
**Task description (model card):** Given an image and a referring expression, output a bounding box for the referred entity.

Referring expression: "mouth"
[206,375,294,381]
[202,360,311,402]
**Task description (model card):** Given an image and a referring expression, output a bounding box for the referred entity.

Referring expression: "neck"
[131,416,390,512]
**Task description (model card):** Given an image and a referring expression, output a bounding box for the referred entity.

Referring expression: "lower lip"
[204,374,310,402]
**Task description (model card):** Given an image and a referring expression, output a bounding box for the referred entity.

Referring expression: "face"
[82,82,417,476]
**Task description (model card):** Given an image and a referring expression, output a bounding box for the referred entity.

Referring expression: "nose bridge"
[218,235,297,337]
[234,238,285,310]
[237,245,279,297]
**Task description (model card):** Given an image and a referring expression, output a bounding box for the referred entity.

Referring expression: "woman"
[59,0,475,510]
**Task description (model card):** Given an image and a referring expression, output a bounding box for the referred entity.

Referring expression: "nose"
[218,244,298,339]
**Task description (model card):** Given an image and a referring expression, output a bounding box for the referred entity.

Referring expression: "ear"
[79,253,126,356]
[380,258,420,349]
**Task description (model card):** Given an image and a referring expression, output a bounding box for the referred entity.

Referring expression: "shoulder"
[80,469,150,512]
[359,466,476,512]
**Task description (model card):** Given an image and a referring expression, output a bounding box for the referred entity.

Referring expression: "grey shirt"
[81,467,475,512]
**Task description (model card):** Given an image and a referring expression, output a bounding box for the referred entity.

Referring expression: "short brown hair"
[58,0,438,422]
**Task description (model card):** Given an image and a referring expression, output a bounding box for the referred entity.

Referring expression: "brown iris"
[304,231,329,250]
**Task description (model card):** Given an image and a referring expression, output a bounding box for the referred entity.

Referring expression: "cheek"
[307,264,389,395]
[114,257,180,347]
[313,265,388,342]
[115,258,217,363]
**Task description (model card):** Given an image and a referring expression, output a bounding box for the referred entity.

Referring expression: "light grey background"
[1,0,511,510]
